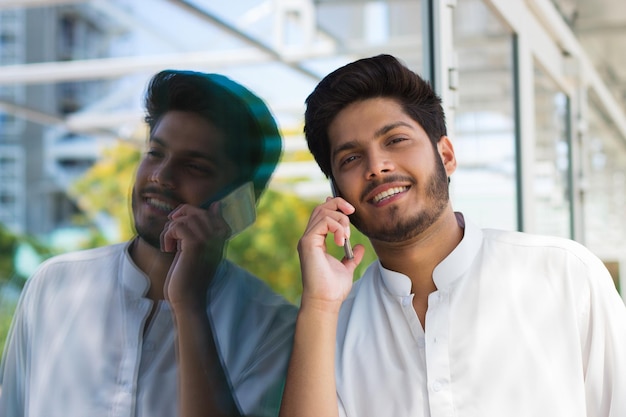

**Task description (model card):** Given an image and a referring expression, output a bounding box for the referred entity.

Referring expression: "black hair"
[304,54,446,178]
[144,70,282,200]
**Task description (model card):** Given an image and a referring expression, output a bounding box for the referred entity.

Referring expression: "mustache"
[138,185,181,202]
[360,175,416,201]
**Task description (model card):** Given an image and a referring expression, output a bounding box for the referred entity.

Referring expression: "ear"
[437,136,457,177]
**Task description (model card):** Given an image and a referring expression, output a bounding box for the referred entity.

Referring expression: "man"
[0,70,297,417]
[279,54,626,417]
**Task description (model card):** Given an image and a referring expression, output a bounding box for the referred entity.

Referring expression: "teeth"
[148,198,174,212]
[373,186,408,204]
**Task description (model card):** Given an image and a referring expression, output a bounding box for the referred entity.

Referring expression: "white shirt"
[0,242,297,417]
[336,214,626,417]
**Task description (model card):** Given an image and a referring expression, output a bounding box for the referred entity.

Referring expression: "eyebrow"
[149,136,218,163]
[374,121,414,137]
[331,121,415,159]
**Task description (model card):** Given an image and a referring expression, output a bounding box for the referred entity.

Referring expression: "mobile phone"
[330,181,354,260]
[202,181,256,239]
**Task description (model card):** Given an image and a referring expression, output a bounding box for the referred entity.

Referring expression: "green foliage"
[70,140,141,243]
[0,223,55,286]
[227,190,377,304]
[0,227,55,361]
[0,300,16,357]
[226,190,310,303]
[0,225,19,284]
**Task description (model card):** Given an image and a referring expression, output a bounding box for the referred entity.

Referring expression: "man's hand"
[161,202,243,417]
[297,196,365,312]
[160,202,229,310]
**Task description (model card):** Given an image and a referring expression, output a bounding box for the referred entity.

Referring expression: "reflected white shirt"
[336,214,626,417]
[0,242,297,417]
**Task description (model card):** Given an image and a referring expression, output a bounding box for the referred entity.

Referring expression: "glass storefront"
[451,0,517,230]
[532,63,572,238]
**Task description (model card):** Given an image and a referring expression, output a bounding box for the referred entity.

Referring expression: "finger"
[328,196,355,216]
[309,202,353,228]
[162,208,230,253]
[161,217,203,252]
[343,243,365,266]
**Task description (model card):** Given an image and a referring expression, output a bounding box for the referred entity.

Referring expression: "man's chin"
[134,229,162,250]
[352,210,445,243]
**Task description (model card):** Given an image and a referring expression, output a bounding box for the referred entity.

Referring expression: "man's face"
[131,110,238,248]
[328,97,454,243]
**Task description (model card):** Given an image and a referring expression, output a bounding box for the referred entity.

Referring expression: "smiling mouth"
[147,197,175,212]
[372,186,409,204]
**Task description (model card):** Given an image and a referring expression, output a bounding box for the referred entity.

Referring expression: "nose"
[150,160,175,188]
[366,151,394,179]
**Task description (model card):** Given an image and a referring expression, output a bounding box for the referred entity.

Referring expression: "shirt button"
[401,296,411,307]
[432,380,444,392]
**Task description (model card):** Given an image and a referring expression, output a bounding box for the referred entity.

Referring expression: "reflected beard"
[131,192,163,250]
[134,221,162,250]
[351,158,449,243]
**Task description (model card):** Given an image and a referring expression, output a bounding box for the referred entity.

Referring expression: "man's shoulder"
[38,242,126,270]
[483,227,592,254]
[211,261,298,350]
[27,243,126,288]
[218,260,298,312]
[481,227,606,272]
[17,243,127,310]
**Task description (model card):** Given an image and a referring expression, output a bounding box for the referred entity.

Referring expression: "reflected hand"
[161,202,230,310]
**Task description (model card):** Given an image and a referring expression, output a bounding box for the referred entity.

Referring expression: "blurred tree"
[0,302,14,358]
[224,189,377,304]
[70,140,141,243]
[0,227,56,360]
[0,225,20,285]
[0,224,55,286]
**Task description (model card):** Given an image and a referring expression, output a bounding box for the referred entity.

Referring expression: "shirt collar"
[121,240,151,296]
[432,212,483,290]
[378,212,483,295]
[120,240,230,299]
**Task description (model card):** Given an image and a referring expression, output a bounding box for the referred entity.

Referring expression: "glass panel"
[583,90,626,258]
[311,0,423,74]
[452,0,517,230]
[532,63,572,238]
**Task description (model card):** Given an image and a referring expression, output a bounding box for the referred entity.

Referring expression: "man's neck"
[372,208,464,297]
[129,237,174,301]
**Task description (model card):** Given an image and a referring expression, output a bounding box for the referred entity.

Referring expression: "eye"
[146,149,163,158]
[187,162,215,175]
[340,154,359,167]
[388,136,408,145]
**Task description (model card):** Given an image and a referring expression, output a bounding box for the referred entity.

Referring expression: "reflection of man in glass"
[0,70,297,417]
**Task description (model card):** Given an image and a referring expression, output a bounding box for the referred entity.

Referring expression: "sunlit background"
[1,0,626,353]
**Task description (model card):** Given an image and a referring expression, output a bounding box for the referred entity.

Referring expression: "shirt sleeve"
[579,253,626,416]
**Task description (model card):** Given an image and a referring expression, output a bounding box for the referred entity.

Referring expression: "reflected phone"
[202,181,256,239]
[330,181,354,260]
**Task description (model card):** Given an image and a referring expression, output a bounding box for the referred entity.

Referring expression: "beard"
[350,157,449,243]
[131,189,165,250]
